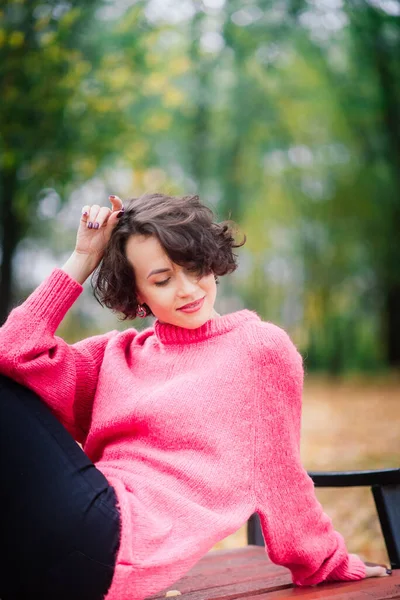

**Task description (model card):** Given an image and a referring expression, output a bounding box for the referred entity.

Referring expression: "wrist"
[61,252,98,284]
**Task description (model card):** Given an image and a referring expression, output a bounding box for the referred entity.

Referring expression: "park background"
[1,0,399,567]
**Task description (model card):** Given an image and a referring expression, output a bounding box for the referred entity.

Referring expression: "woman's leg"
[0,374,121,600]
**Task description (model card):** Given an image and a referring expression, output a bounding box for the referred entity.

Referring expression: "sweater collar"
[153,309,260,345]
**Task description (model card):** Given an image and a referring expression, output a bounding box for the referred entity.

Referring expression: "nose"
[176,272,198,297]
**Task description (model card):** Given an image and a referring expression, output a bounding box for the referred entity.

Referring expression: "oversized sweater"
[0,267,366,599]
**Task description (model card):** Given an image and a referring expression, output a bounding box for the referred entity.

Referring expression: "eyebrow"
[147,268,172,279]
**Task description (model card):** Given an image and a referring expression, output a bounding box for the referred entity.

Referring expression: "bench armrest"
[308,468,400,487]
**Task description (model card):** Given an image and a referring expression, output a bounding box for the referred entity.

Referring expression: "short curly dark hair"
[91,192,246,320]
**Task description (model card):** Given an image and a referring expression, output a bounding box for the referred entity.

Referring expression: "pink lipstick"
[177,297,205,313]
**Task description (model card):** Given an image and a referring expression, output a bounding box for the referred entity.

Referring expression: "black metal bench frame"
[248,468,400,570]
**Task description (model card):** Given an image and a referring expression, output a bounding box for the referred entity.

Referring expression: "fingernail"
[82,211,88,216]
[116,210,124,219]
[109,195,116,198]
[93,223,99,229]
[386,569,392,575]
[88,222,93,228]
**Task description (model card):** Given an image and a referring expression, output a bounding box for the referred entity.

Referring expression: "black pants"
[0,374,121,600]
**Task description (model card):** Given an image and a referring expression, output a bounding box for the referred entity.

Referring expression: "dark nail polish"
[117,210,124,219]
[386,569,392,575]
[88,222,93,228]
[93,223,99,229]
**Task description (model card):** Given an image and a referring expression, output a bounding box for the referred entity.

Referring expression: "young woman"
[0,193,390,600]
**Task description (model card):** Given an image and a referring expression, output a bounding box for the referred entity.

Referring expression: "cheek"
[152,287,175,305]
[202,276,216,294]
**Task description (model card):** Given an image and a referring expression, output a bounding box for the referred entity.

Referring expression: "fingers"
[80,197,124,230]
[87,204,101,229]
[351,554,391,579]
[364,564,390,578]
[109,194,124,212]
[94,206,112,228]
[81,205,90,222]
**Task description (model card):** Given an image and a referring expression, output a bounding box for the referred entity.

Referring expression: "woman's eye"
[155,279,170,287]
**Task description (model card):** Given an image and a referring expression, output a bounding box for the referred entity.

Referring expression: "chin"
[184,320,207,329]
[178,310,212,328]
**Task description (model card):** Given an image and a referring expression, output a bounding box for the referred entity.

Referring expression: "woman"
[0,193,390,600]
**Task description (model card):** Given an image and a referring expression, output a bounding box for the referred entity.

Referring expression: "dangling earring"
[214,275,219,284]
[136,304,147,318]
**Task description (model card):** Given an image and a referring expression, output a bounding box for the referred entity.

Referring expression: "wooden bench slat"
[255,574,400,599]
[149,547,400,600]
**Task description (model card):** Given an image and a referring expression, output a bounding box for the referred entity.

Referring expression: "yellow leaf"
[9,31,24,47]
[125,140,150,163]
[39,31,56,46]
[2,151,17,169]
[146,53,159,67]
[163,87,186,108]
[143,167,167,188]
[108,66,134,91]
[145,72,169,95]
[169,56,191,77]
[77,157,97,178]
[93,98,115,113]
[115,5,141,33]
[59,7,81,28]
[34,15,51,31]
[145,113,172,132]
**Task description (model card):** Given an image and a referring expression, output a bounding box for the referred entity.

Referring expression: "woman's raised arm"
[0,195,125,445]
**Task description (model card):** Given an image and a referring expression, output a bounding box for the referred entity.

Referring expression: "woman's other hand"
[349,554,392,579]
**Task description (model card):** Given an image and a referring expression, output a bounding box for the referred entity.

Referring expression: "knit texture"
[0,268,366,599]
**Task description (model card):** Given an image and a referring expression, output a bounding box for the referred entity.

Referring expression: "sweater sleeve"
[252,322,366,586]
[0,267,119,445]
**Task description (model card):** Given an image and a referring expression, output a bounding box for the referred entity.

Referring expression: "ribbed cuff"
[22,267,84,333]
[326,553,366,582]
[293,553,367,586]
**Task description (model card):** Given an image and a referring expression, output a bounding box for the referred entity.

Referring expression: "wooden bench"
[152,468,400,599]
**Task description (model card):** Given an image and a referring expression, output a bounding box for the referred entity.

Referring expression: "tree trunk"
[372,18,400,368]
[0,167,20,326]
[384,282,400,368]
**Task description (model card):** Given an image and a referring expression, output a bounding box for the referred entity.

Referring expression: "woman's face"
[126,233,218,327]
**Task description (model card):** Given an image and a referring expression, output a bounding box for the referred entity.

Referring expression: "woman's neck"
[157,307,221,326]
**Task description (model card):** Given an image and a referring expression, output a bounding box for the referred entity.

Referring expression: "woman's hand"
[75,195,124,263]
[349,554,392,579]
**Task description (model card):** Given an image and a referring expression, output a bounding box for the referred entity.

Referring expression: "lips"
[178,297,205,310]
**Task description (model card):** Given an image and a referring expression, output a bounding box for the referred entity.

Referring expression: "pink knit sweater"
[0,268,366,599]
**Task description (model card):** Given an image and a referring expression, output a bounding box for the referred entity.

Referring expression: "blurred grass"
[209,375,400,566]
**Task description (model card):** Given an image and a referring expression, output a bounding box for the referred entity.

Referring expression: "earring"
[136,304,147,318]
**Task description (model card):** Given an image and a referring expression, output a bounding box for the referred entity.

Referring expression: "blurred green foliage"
[0,0,399,373]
